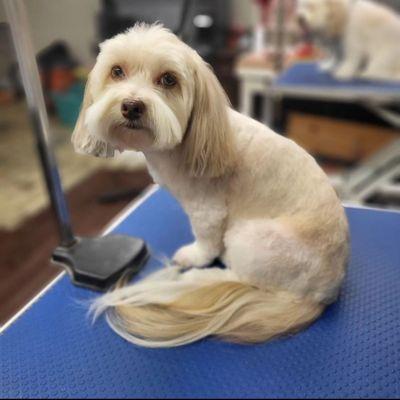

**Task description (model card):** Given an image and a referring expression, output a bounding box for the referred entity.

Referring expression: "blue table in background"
[274,62,400,103]
[1,187,400,399]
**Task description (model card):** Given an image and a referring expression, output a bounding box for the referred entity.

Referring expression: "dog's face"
[74,25,193,154]
[72,24,234,177]
[297,0,331,32]
[296,0,349,36]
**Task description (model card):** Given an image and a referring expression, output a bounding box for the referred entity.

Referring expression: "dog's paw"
[173,243,214,268]
[319,59,336,73]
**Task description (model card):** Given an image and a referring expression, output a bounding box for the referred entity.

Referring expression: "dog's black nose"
[121,100,146,121]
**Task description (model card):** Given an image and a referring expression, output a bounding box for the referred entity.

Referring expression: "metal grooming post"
[4,0,148,291]
[274,0,286,72]
[4,0,75,247]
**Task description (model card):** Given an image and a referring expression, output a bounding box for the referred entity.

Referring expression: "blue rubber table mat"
[276,62,400,94]
[1,187,400,399]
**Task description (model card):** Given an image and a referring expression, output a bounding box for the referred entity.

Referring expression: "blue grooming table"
[1,186,400,399]
[274,62,400,103]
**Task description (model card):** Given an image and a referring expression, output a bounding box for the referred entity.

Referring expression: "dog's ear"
[181,54,236,178]
[71,74,115,157]
[71,74,93,152]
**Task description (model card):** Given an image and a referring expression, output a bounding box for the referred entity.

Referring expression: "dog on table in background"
[296,0,400,81]
[72,24,349,348]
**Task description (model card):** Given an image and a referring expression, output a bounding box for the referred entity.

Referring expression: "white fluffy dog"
[72,24,349,348]
[297,0,400,80]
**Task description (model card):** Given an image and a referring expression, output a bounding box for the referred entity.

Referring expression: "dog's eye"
[159,72,177,88]
[111,65,125,80]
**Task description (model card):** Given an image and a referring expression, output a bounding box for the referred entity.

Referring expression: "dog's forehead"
[98,26,190,74]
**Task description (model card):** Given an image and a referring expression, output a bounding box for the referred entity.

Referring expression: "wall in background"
[0,2,5,22]
[232,0,257,29]
[0,0,100,67]
[24,0,100,66]
[0,3,13,81]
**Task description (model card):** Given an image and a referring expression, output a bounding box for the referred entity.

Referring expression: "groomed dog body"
[297,0,400,80]
[73,24,349,348]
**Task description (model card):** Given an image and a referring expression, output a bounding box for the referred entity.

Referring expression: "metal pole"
[4,0,75,247]
[274,0,286,72]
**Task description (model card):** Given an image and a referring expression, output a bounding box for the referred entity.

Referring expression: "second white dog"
[72,24,349,348]
[297,0,400,81]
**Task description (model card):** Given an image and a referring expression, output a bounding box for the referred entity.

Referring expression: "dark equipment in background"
[97,0,232,64]
[98,0,190,40]
[4,0,149,292]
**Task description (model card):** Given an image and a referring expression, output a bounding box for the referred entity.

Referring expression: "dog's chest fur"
[144,151,205,203]
[144,151,182,188]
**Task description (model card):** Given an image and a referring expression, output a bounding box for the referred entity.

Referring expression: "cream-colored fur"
[73,24,349,348]
[297,0,400,81]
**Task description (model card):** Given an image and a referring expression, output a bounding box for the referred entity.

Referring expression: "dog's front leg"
[318,39,341,73]
[333,29,363,80]
[173,194,227,268]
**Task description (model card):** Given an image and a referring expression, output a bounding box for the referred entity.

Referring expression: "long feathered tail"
[91,266,324,348]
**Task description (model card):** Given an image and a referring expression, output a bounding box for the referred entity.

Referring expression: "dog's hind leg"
[360,49,399,81]
[223,218,345,304]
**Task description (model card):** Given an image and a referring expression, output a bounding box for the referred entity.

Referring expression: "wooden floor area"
[0,168,152,326]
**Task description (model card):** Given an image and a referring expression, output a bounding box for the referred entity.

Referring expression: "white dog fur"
[297,0,400,80]
[72,24,349,348]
